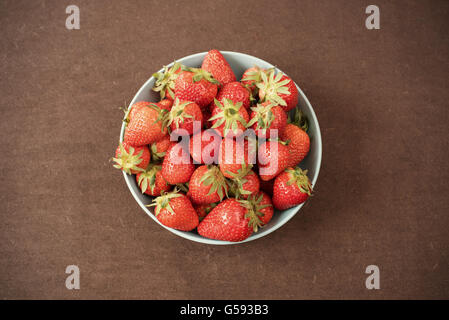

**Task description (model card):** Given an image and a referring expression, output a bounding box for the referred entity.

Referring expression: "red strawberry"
[152,62,183,100]
[209,98,249,138]
[189,130,222,164]
[194,202,218,221]
[113,142,150,174]
[197,194,273,241]
[257,70,299,112]
[126,101,151,123]
[197,199,252,241]
[241,66,271,92]
[272,168,312,210]
[161,143,195,184]
[150,134,171,162]
[247,102,287,138]
[124,103,168,146]
[218,137,257,179]
[159,98,173,111]
[174,69,219,109]
[281,110,310,167]
[165,98,203,136]
[257,140,289,181]
[249,191,274,227]
[201,49,236,86]
[148,189,199,231]
[136,164,171,196]
[228,169,260,199]
[217,82,251,110]
[188,165,228,204]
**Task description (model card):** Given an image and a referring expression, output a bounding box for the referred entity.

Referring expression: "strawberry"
[257,140,289,181]
[161,142,195,184]
[281,109,310,168]
[228,169,260,199]
[159,98,173,111]
[150,134,171,162]
[152,61,183,100]
[188,165,228,204]
[257,70,299,112]
[194,202,218,221]
[174,68,219,109]
[197,199,252,241]
[197,194,272,241]
[189,130,221,164]
[201,49,236,86]
[218,137,257,179]
[113,142,150,174]
[164,98,203,136]
[216,81,251,110]
[209,98,249,138]
[247,102,287,138]
[272,168,312,210]
[241,67,275,104]
[136,164,171,196]
[248,191,273,227]
[125,101,151,123]
[124,103,168,146]
[148,189,199,231]
[241,66,260,91]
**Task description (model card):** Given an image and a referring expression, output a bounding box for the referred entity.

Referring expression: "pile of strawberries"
[113,50,313,242]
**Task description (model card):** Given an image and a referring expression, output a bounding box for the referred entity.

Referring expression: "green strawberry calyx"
[200,165,229,201]
[288,107,309,132]
[137,164,163,194]
[246,102,276,133]
[226,162,254,199]
[164,98,194,130]
[226,160,253,180]
[112,143,145,175]
[241,66,274,84]
[147,188,183,216]
[152,61,183,99]
[257,70,291,107]
[121,104,131,124]
[150,142,166,162]
[242,67,274,103]
[209,98,247,136]
[286,168,312,196]
[149,103,170,133]
[175,183,189,193]
[239,193,272,232]
[241,66,263,83]
[187,67,221,86]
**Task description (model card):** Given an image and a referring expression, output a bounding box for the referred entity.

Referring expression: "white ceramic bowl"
[120,51,322,245]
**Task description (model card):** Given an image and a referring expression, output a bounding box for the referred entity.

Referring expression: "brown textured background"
[1,0,448,299]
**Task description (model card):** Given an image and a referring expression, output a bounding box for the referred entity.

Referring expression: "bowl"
[120,51,322,245]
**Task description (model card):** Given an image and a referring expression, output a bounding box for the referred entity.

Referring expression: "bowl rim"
[119,51,322,245]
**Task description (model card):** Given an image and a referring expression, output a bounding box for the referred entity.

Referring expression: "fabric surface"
[0,0,448,299]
